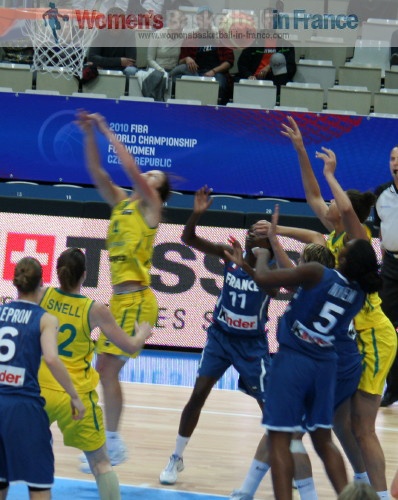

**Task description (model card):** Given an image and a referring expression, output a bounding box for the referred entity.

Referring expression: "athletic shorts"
[96,287,158,358]
[335,362,363,409]
[263,347,336,432]
[198,323,271,403]
[42,388,105,452]
[0,395,54,487]
[357,321,397,395]
[335,349,363,409]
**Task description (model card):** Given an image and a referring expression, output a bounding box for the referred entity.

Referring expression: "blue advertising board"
[1,93,396,199]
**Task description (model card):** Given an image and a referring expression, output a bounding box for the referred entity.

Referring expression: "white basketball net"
[23,15,98,79]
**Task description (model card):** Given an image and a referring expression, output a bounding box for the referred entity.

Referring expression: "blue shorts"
[263,347,337,432]
[335,357,363,409]
[198,323,271,403]
[0,395,54,487]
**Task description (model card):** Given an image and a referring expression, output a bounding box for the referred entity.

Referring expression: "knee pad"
[290,439,307,454]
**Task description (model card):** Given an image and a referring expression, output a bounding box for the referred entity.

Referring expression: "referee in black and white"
[374,146,398,407]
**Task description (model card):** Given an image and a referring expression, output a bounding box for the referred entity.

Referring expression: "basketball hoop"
[22,9,98,80]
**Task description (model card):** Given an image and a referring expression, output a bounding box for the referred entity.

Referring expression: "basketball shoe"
[159,454,184,484]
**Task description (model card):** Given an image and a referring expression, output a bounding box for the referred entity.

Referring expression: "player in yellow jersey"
[38,248,153,500]
[75,110,171,465]
[280,116,397,499]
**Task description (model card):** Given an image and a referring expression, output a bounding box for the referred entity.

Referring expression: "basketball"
[218,11,256,49]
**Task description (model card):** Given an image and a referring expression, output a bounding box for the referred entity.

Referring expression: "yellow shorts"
[357,321,397,395]
[41,387,105,452]
[96,287,158,358]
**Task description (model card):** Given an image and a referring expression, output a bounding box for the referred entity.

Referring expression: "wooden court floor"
[52,382,398,499]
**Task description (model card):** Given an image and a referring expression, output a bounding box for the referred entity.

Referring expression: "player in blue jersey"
[226,224,382,500]
[0,257,85,500]
[159,185,277,486]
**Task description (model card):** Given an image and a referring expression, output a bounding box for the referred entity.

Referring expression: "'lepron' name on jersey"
[0,307,32,324]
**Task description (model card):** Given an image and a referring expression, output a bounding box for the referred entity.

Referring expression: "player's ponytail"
[343,239,382,294]
[13,257,42,293]
[57,248,86,292]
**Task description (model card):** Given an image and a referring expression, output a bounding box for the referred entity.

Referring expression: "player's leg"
[96,353,126,433]
[84,446,120,500]
[391,468,398,498]
[230,337,271,500]
[160,325,230,485]
[352,390,387,494]
[269,430,294,500]
[290,434,318,500]
[333,397,368,483]
[310,427,347,494]
[28,488,51,500]
[96,289,158,465]
[159,375,218,485]
[0,482,8,500]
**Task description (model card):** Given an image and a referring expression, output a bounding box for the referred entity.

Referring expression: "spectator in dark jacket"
[86,8,138,77]
[237,8,296,93]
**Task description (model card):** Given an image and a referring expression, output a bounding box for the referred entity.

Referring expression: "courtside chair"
[25,89,60,95]
[280,83,324,113]
[349,39,390,78]
[233,79,277,109]
[304,36,348,70]
[0,62,33,92]
[175,76,219,106]
[119,96,155,102]
[166,98,202,105]
[35,67,79,95]
[293,59,336,100]
[227,103,262,109]
[83,69,127,98]
[72,92,107,99]
[385,69,398,91]
[373,89,398,114]
[339,64,382,94]
[326,86,372,115]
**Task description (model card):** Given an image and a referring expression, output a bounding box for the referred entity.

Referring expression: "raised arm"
[281,116,333,232]
[90,302,152,354]
[40,313,85,420]
[317,147,368,241]
[75,110,126,206]
[254,219,326,245]
[182,186,231,259]
[265,205,295,269]
[89,112,162,211]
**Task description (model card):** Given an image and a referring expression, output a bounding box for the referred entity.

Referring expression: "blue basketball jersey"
[278,268,365,360]
[212,260,271,340]
[0,300,46,398]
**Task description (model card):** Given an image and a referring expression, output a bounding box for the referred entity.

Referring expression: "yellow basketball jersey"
[106,198,157,286]
[38,287,98,393]
[327,226,386,331]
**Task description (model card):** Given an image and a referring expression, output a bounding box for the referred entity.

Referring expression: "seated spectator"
[137,9,189,100]
[390,28,398,66]
[178,6,234,105]
[0,46,33,65]
[237,7,296,93]
[85,8,138,79]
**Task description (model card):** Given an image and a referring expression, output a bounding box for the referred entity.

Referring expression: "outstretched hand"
[316,147,337,177]
[193,185,213,214]
[280,116,304,150]
[75,109,94,134]
[87,112,110,135]
[268,204,280,241]
[224,236,244,267]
